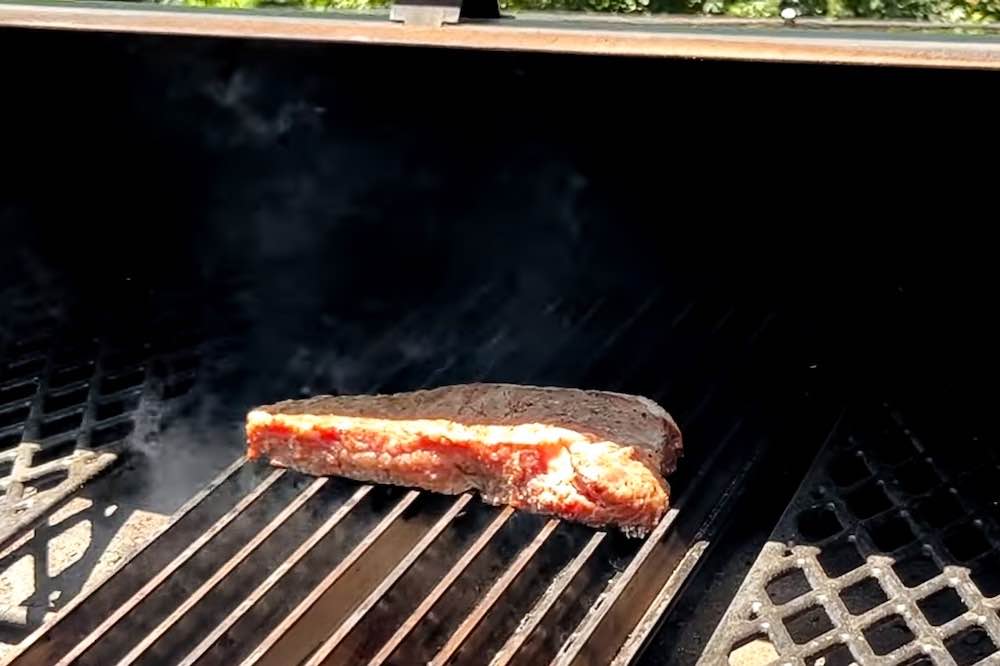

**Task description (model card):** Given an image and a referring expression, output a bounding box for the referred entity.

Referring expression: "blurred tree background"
[182,0,999,26]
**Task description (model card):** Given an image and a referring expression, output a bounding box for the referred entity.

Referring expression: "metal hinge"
[389,0,500,26]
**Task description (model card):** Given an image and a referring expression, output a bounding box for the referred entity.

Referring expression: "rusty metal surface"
[2,2,1000,68]
[703,405,1000,666]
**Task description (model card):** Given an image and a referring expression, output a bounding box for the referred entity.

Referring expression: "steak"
[246,383,682,536]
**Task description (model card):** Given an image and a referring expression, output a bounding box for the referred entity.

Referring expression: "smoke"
[142,54,634,405]
[0,33,684,525]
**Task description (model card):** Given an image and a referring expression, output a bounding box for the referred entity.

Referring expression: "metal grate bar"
[176,484,374,666]
[55,465,283,666]
[611,539,711,666]
[302,493,474,666]
[115,476,329,666]
[432,517,561,666]
[369,506,516,666]
[611,427,763,666]
[552,412,746,666]
[553,508,683,666]
[489,531,607,666]
[241,489,422,666]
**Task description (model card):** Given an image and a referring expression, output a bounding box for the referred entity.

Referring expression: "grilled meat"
[246,383,682,536]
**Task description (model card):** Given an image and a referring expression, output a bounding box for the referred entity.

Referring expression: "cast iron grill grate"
[1,324,205,542]
[704,406,1000,666]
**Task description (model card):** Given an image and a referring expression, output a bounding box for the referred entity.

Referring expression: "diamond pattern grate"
[705,406,1000,666]
[0,325,204,550]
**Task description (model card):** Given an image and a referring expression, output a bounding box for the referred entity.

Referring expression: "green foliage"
[180,0,1000,24]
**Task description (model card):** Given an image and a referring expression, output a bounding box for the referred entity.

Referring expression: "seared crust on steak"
[247,384,682,536]
[257,383,682,476]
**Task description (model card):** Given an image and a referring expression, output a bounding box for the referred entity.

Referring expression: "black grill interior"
[2,26,999,665]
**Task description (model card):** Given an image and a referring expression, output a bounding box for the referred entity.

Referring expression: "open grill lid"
[1,2,1000,69]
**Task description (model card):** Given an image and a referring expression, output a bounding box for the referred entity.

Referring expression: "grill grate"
[0,287,210,649]
[704,406,1000,666]
[4,292,778,666]
[7,398,754,666]
[0,324,204,548]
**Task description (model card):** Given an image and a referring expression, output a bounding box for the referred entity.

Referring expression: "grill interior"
[3,25,1000,666]
[3,283,778,664]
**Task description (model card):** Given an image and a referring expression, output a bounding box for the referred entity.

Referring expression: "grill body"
[1,26,999,666]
